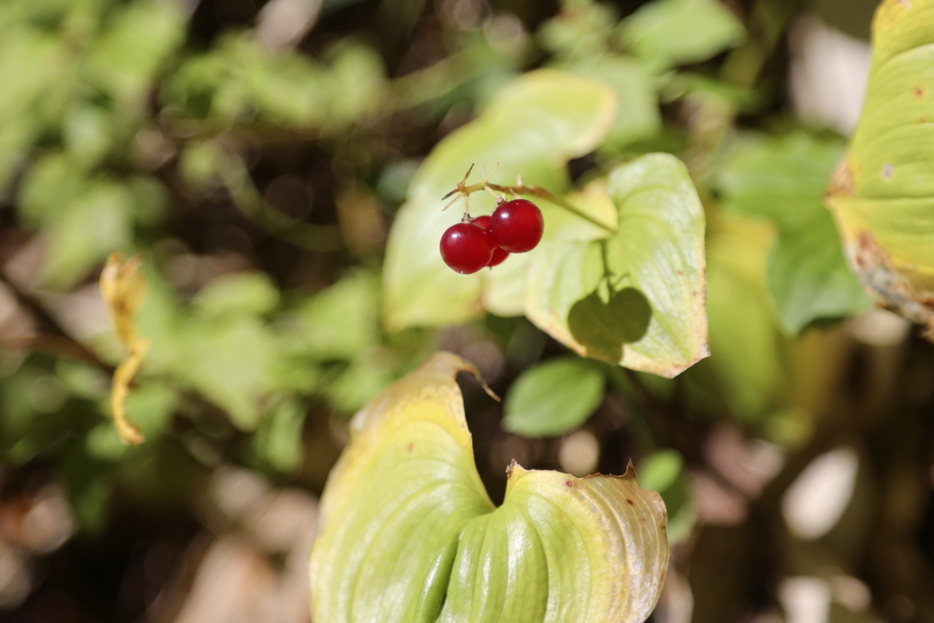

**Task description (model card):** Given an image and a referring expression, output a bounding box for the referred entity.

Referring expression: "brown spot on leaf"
[565,480,575,487]
[826,161,855,202]
[914,87,925,99]
[847,230,934,336]
[626,499,634,505]
[406,443,414,452]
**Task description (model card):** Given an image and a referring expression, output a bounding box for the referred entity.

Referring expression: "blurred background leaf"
[718,132,873,334]
[502,356,605,437]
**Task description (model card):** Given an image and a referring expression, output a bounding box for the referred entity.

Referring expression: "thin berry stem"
[487,183,614,234]
[441,165,615,234]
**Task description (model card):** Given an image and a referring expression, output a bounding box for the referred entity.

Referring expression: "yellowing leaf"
[310,352,669,623]
[99,252,149,445]
[826,0,934,337]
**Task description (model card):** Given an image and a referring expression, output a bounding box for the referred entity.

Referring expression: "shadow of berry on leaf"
[568,286,652,362]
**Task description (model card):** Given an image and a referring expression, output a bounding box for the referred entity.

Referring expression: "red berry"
[472,215,492,228]
[472,215,509,267]
[489,199,544,253]
[440,222,496,274]
[487,246,509,267]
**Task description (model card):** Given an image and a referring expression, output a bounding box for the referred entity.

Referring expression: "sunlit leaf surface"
[526,154,708,377]
[826,0,934,336]
[310,352,669,623]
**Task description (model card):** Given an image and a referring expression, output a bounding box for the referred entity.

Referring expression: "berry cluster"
[440,199,544,274]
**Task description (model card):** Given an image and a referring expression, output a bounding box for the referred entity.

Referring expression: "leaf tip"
[623,460,638,480]
[425,351,500,401]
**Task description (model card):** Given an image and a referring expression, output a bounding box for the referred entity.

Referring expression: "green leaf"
[63,103,113,166]
[178,140,222,190]
[538,1,619,61]
[383,69,618,330]
[254,399,305,473]
[561,56,662,148]
[180,316,278,431]
[125,175,169,225]
[325,351,397,414]
[0,28,60,190]
[618,0,745,71]
[825,0,934,335]
[18,153,88,228]
[526,154,708,377]
[233,35,328,126]
[720,133,846,229]
[719,132,872,333]
[310,352,669,623]
[86,0,185,104]
[86,422,128,462]
[125,381,178,439]
[321,40,387,128]
[767,219,872,334]
[637,449,695,544]
[39,180,133,289]
[702,214,785,421]
[637,449,683,492]
[193,272,280,318]
[502,356,605,438]
[291,269,380,361]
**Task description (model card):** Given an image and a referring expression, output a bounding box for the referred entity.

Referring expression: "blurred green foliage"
[0,0,862,535]
[1,0,931,620]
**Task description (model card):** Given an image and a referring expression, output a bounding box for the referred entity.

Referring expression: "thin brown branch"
[0,269,114,374]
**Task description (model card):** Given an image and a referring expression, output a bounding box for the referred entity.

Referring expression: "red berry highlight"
[489,199,544,253]
[440,222,496,274]
[471,215,510,267]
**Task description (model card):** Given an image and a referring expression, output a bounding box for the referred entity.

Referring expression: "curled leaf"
[310,352,669,623]
[99,252,149,445]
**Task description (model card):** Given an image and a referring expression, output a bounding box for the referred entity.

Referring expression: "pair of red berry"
[440,199,544,274]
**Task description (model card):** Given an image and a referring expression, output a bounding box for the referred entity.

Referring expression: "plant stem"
[487,183,614,233]
[443,166,616,234]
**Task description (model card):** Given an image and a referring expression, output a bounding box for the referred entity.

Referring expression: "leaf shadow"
[567,244,652,363]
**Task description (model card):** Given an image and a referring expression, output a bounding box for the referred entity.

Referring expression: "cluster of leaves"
[0,0,875,537]
[6,0,932,619]
[0,0,425,532]
[380,0,877,554]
